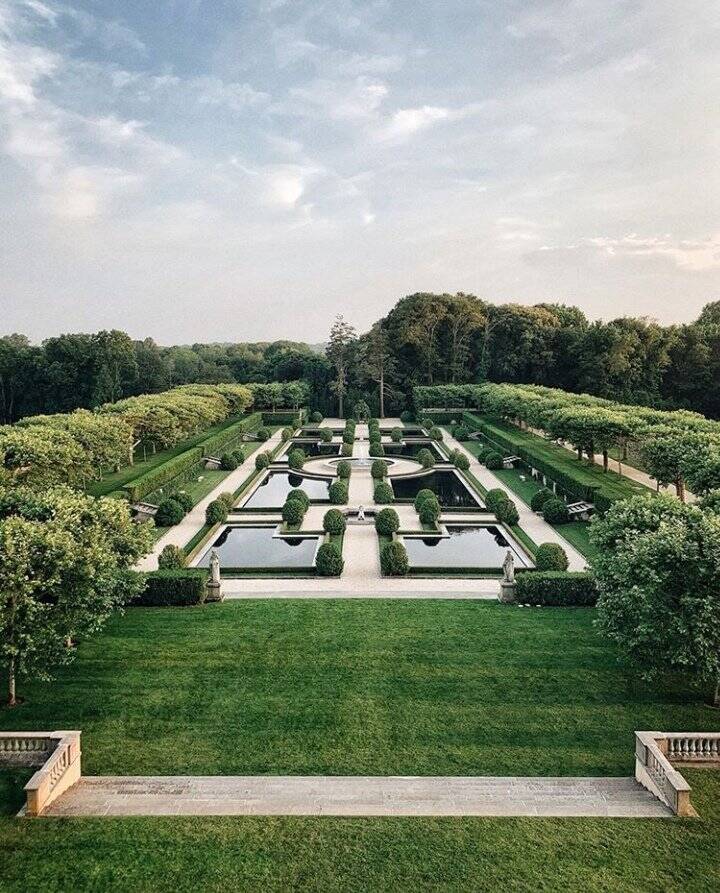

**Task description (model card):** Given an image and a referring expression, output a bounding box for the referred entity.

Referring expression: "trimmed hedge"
[530,487,555,512]
[262,411,304,426]
[311,411,323,423]
[220,452,238,471]
[255,451,271,471]
[515,572,598,606]
[375,507,400,535]
[157,544,187,569]
[416,448,435,468]
[174,491,194,513]
[320,428,333,443]
[135,569,208,606]
[535,542,569,571]
[484,450,503,470]
[341,443,353,457]
[201,412,262,458]
[336,460,352,480]
[374,482,394,504]
[485,488,510,513]
[323,509,346,535]
[288,448,306,470]
[495,498,519,526]
[369,442,385,457]
[316,542,344,576]
[155,498,185,527]
[543,498,570,525]
[124,447,203,503]
[400,410,414,423]
[206,499,229,525]
[429,426,443,441]
[329,480,349,504]
[371,459,388,480]
[282,498,306,525]
[414,489,438,512]
[381,540,409,576]
[287,487,310,509]
[390,428,403,443]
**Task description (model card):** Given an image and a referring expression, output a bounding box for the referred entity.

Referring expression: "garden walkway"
[137,429,284,571]
[441,429,588,571]
[43,775,671,817]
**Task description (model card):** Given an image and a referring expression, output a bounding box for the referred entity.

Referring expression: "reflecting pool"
[390,470,481,507]
[198,525,320,569]
[282,439,341,458]
[403,525,531,570]
[242,471,332,508]
[384,440,445,460]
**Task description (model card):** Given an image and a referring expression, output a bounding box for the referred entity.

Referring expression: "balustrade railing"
[0,731,82,816]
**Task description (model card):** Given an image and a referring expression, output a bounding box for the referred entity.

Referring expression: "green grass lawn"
[1,601,718,892]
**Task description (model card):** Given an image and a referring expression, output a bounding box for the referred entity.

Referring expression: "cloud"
[538,234,720,272]
[286,76,388,121]
[378,105,449,140]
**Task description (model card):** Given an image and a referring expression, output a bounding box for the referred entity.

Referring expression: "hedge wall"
[135,569,208,606]
[201,412,262,457]
[123,447,204,503]
[262,409,306,426]
[515,571,598,606]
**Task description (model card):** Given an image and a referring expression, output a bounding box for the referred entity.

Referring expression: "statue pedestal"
[206,582,223,603]
[499,581,516,604]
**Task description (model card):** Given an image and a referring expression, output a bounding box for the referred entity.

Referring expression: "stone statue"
[502,550,515,584]
[210,549,221,586]
[357,504,365,521]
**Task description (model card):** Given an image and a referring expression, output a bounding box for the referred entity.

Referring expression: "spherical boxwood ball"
[329,480,349,504]
[419,502,440,526]
[288,448,306,470]
[371,459,388,480]
[495,498,519,527]
[374,482,394,505]
[416,448,435,468]
[323,509,346,535]
[155,498,185,527]
[282,498,305,525]
[381,540,409,576]
[158,544,187,569]
[369,442,385,457]
[400,410,414,424]
[286,487,310,509]
[484,450,503,470]
[257,427,270,442]
[336,460,351,479]
[542,497,570,525]
[320,428,333,443]
[530,488,555,513]
[174,491,194,514]
[255,452,271,471]
[429,426,443,441]
[453,424,469,440]
[454,452,470,471]
[375,507,400,536]
[217,491,235,511]
[485,488,509,513]
[231,448,245,465]
[205,499,228,526]
[311,411,323,423]
[390,427,403,443]
[220,452,238,471]
[413,488,438,512]
[341,442,353,457]
[316,542,344,577]
[534,542,569,571]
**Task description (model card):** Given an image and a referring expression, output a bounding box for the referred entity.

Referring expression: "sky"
[0,0,718,343]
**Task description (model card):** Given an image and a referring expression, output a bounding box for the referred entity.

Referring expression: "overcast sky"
[1,0,718,343]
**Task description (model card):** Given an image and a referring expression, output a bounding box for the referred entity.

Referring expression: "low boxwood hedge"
[515,571,598,606]
[135,569,208,606]
[534,542,569,571]
[124,447,203,503]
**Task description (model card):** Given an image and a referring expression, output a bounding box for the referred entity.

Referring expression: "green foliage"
[155,498,186,527]
[340,443,353,457]
[413,488,437,511]
[255,451,271,471]
[315,542,344,576]
[381,540,409,576]
[231,448,244,465]
[375,507,400,535]
[205,499,228,526]
[416,448,434,468]
[322,509,346,535]
[319,427,333,443]
[217,492,235,511]
[699,489,720,514]
[369,442,385,457]
[342,431,355,445]
[200,413,262,459]
[281,427,293,442]
[495,498,519,526]
[282,498,306,525]
[288,448,306,470]
[311,411,323,423]
[286,488,310,509]
[219,452,237,471]
[543,498,570,525]
[353,400,371,421]
[429,426,443,441]
[158,544,187,570]
[485,488,510,513]
[371,459,388,480]
[515,572,598,606]
[453,424,469,440]
[336,460,351,479]
[451,450,470,471]
[530,487,555,512]
[123,447,203,503]
[329,480,349,504]
[534,543,569,571]
[483,449,503,470]
[418,503,440,526]
[390,427,403,443]
[257,427,271,442]
[374,482,394,504]
[400,410,414,423]
[173,491,194,513]
[135,569,208,606]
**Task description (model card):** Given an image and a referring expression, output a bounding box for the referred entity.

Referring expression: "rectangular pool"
[384,440,445,460]
[391,469,481,508]
[197,525,320,570]
[403,525,531,571]
[281,439,341,459]
[242,471,332,509]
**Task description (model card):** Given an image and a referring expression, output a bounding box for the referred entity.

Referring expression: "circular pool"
[326,457,398,469]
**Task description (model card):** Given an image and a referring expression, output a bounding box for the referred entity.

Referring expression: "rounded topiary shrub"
[429,426,443,441]
[316,542,344,577]
[453,424,469,441]
[390,427,402,443]
[413,488,437,512]
[485,488,509,513]
[174,491,194,513]
[371,459,388,480]
[418,501,440,525]
[220,452,238,471]
[416,448,435,468]
[495,498,520,526]
[257,427,271,442]
[320,428,333,443]
[535,542,569,571]
[158,544,187,569]
[282,497,306,525]
[483,450,503,470]
[453,452,470,471]
[369,442,385,457]
[255,452,271,471]
[329,480,349,504]
[421,417,434,429]
[374,482,394,504]
[288,448,306,470]
[342,431,355,445]
[231,448,245,466]
[381,540,409,576]
[311,411,323,423]
[341,442,353,457]
[281,427,293,442]
[155,498,185,527]
[543,497,570,525]
[205,499,228,526]
[218,491,235,511]
[336,460,351,479]
[286,487,310,509]
[530,488,555,513]
[699,489,720,514]
[323,508,346,535]
[400,410,414,423]
[375,507,400,536]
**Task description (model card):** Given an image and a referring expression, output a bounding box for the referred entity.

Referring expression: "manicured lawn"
[557,521,602,564]
[1,601,718,891]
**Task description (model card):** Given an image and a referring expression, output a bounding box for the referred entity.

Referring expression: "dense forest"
[2,294,719,422]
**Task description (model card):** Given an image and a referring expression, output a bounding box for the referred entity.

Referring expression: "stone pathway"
[44,775,672,817]
[137,430,284,571]
[442,429,588,571]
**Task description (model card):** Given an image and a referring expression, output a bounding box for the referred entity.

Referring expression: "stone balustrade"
[665,732,720,762]
[0,731,82,816]
[634,731,702,816]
